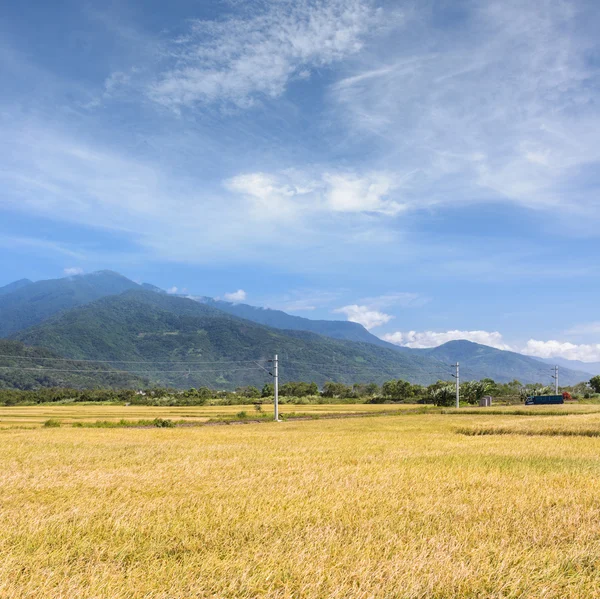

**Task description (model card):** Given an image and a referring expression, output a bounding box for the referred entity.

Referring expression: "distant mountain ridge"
[416,340,592,386]
[0,271,141,337]
[0,271,593,387]
[534,356,600,376]
[12,289,447,388]
[196,297,403,350]
[0,279,33,296]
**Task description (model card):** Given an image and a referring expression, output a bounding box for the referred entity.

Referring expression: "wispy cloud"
[333,304,393,330]
[359,292,428,309]
[63,267,84,276]
[566,322,600,337]
[226,169,403,217]
[223,289,247,302]
[330,0,600,216]
[147,0,381,110]
[0,234,85,259]
[263,289,342,312]
[382,330,511,350]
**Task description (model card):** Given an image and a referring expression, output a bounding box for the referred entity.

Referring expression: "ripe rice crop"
[2,409,600,598]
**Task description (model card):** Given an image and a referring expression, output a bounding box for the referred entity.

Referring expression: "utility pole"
[552,365,559,395]
[451,362,460,408]
[455,362,460,408]
[274,354,279,422]
[258,357,280,422]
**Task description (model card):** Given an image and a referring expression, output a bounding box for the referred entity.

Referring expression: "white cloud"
[63,267,84,276]
[167,286,179,294]
[324,172,403,215]
[383,330,511,350]
[331,0,600,216]
[224,289,247,302]
[381,330,600,363]
[522,340,600,363]
[226,169,403,217]
[225,172,308,220]
[333,304,393,330]
[333,291,426,330]
[0,118,412,269]
[148,0,380,110]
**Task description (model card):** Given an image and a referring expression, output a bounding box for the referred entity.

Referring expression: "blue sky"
[1,0,600,361]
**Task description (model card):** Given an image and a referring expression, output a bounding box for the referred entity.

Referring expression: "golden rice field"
[0,402,424,428]
[2,405,600,598]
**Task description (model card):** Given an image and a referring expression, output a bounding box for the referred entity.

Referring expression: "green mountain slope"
[418,340,590,386]
[197,297,404,350]
[0,271,140,337]
[0,340,148,390]
[13,290,449,388]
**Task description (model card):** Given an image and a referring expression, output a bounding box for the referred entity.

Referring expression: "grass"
[0,402,432,428]
[72,418,176,428]
[3,407,600,597]
[458,426,600,437]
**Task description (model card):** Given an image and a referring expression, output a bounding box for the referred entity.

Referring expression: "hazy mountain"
[12,290,448,388]
[0,339,148,390]
[0,270,140,337]
[535,356,600,377]
[141,283,166,293]
[0,278,33,296]
[416,340,590,386]
[197,297,403,350]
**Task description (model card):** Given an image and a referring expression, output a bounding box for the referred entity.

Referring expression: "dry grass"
[0,403,425,428]
[2,409,600,598]
[457,410,600,438]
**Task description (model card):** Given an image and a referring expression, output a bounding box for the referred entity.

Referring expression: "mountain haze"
[197,297,402,350]
[417,340,591,386]
[0,271,140,337]
[536,356,600,377]
[0,279,32,296]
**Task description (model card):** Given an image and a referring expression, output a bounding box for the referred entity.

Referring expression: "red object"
[562,392,573,401]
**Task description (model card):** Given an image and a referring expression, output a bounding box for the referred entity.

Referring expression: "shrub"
[43,419,61,428]
[152,418,174,428]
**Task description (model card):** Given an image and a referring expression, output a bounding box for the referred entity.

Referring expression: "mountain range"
[0,271,595,389]
[197,297,403,350]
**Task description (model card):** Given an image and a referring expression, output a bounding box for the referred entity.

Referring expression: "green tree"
[280,381,319,397]
[426,380,455,406]
[381,379,417,401]
[236,386,260,398]
[322,382,352,398]
[461,380,493,405]
[589,376,600,394]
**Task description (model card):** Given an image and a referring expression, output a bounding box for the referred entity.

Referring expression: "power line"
[0,365,268,375]
[281,363,454,376]
[0,354,266,365]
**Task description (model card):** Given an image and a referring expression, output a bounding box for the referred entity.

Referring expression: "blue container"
[525,395,564,405]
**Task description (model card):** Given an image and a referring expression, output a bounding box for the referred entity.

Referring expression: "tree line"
[1,376,598,406]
